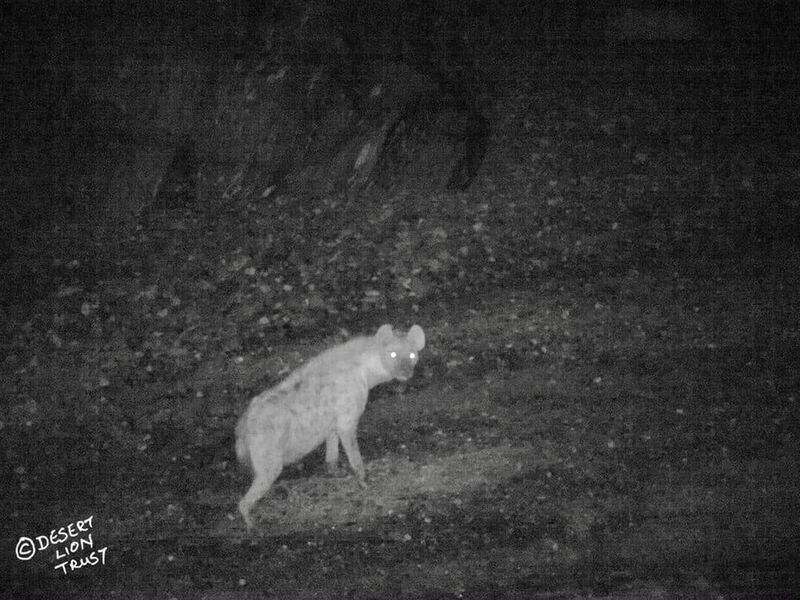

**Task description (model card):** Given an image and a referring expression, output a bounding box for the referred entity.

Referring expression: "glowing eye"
[390,351,397,358]
[409,353,416,359]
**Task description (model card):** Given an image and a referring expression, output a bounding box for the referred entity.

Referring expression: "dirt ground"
[2,45,799,595]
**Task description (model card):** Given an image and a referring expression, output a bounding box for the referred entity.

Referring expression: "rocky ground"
[2,45,799,594]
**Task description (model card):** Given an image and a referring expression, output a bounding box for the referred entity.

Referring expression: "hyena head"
[375,324,425,381]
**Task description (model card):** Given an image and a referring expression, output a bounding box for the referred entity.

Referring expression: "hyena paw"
[239,508,255,530]
[326,462,349,478]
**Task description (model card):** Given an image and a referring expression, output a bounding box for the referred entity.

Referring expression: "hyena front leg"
[325,432,341,476]
[338,427,367,488]
[238,436,283,529]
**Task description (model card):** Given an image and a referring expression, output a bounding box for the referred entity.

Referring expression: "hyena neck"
[362,352,394,390]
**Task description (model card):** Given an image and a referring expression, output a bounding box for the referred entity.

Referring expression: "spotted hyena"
[235,323,426,528]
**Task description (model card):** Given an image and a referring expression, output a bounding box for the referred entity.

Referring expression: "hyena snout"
[396,362,416,380]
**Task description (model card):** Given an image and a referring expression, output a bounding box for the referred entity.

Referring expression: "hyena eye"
[390,351,397,358]
[409,352,416,360]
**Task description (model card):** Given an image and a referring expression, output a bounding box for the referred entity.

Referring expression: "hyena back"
[235,323,425,528]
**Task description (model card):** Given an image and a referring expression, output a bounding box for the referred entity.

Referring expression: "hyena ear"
[407,324,425,351]
[376,324,394,343]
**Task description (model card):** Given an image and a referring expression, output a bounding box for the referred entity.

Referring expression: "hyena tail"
[234,415,251,470]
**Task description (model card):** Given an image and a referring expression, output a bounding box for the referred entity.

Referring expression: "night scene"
[1,0,798,596]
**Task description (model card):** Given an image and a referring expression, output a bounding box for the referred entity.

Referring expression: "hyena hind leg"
[338,428,367,488]
[238,445,282,529]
